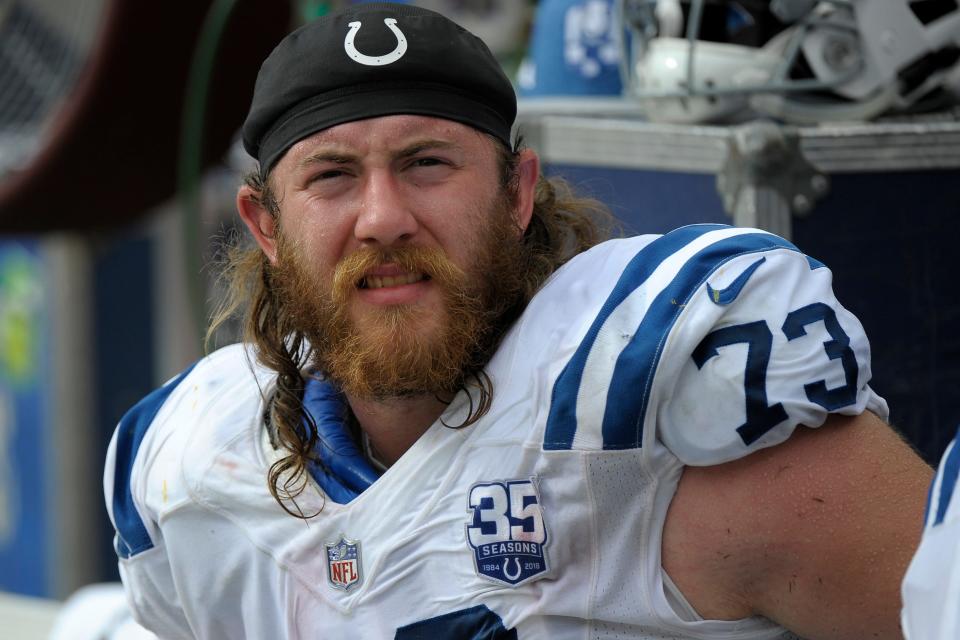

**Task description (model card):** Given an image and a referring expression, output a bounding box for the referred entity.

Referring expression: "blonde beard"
[271,200,518,400]
[313,246,489,399]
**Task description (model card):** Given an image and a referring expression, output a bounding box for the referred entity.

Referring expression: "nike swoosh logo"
[706,256,766,305]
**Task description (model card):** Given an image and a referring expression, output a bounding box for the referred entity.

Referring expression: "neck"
[346,393,449,467]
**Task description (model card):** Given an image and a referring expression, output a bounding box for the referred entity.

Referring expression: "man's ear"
[237,184,278,264]
[513,148,540,235]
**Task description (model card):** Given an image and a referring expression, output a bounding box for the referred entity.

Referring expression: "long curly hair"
[208,137,614,516]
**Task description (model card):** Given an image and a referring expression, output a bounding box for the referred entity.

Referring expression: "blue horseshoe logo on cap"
[344,19,408,67]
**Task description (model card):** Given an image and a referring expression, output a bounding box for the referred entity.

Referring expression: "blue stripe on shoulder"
[602,232,801,449]
[933,427,960,527]
[545,226,815,451]
[112,363,197,559]
[544,224,727,450]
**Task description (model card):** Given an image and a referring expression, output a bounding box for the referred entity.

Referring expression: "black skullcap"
[242,2,517,177]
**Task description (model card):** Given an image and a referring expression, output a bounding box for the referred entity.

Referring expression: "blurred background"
[0,0,958,636]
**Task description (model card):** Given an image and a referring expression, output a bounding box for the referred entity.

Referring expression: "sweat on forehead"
[241,2,517,178]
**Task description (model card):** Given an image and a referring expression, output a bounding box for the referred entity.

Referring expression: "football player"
[105,3,932,638]
[902,425,960,639]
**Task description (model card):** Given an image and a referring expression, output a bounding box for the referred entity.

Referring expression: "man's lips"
[357,265,430,290]
[360,272,428,289]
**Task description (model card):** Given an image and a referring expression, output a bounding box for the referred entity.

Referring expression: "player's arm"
[901,425,960,639]
[638,227,932,638]
[662,410,932,640]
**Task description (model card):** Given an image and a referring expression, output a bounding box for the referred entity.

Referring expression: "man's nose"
[353,170,418,247]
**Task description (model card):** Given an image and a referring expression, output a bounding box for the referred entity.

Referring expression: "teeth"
[364,273,422,289]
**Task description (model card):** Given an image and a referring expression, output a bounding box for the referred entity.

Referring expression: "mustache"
[331,246,468,303]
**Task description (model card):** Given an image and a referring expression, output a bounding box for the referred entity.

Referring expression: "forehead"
[277,115,499,166]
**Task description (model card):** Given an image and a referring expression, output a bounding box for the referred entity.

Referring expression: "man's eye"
[311,169,347,182]
[411,157,444,168]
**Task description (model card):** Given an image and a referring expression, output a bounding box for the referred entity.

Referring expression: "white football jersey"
[901,427,960,639]
[105,225,886,639]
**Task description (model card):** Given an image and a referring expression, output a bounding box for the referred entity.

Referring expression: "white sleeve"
[651,234,887,465]
[103,367,197,639]
[538,226,885,458]
[902,428,960,640]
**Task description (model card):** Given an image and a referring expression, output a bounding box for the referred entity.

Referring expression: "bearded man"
[105,3,932,639]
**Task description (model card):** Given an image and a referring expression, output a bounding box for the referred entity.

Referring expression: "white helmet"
[618,0,960,123]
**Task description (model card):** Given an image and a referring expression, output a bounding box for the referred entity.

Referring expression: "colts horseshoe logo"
[344,19,408,67]
[502,557,522,582]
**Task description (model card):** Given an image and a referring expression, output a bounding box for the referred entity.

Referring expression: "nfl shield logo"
[326,536,362,591]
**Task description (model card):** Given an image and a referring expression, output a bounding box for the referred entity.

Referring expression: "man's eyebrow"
[395,140,460,158]
[298,151,358,169]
